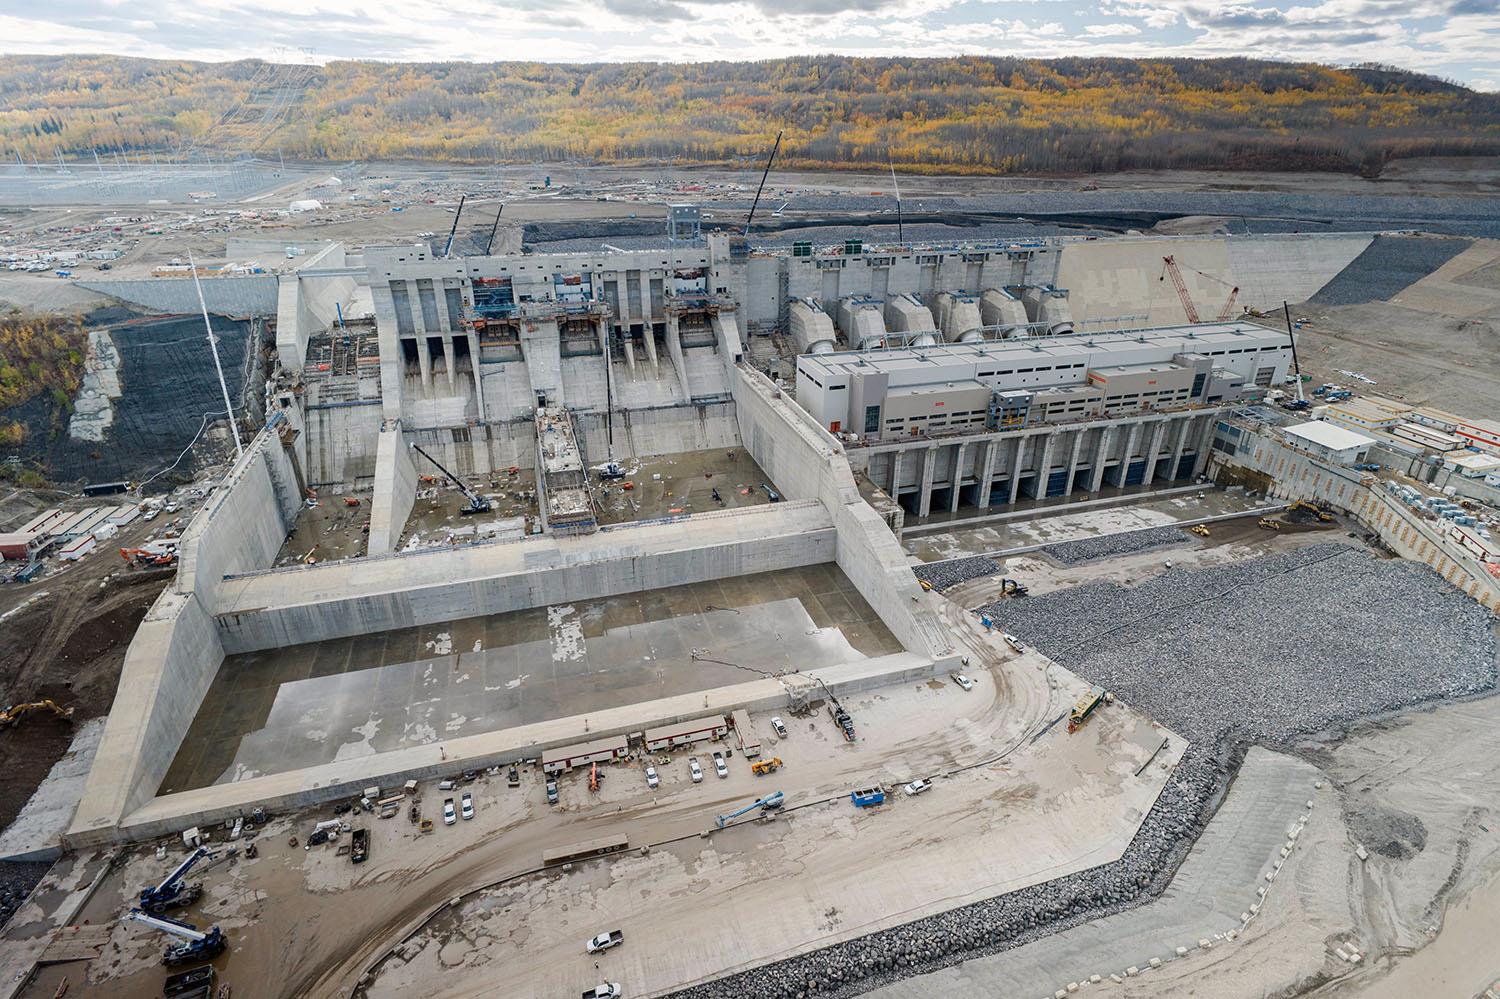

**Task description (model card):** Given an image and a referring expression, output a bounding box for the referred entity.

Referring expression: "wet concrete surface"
[594,448,775,525]
[159,563,899,792]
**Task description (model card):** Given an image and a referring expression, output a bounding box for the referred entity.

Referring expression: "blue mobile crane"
[139,846,214,913]
[123,909,228,966]
[715,791,784,828]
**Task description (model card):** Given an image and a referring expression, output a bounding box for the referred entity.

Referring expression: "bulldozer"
[1258,517,1281,531]
[0,699,74,731]
[1188,525,1210,537]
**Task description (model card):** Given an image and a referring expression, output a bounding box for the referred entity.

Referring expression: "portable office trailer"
[643,715,728,752]
[731,709,761,758]
[540,736,629,776]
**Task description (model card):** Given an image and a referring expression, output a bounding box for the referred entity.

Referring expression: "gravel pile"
[668,749,1228,999]
[1308,235,1472,306]
[0,860,50,929]
[669,545,1496,999]
[994,543,1496,746]
[913,556,1000,592]
[1041,525,1191,566]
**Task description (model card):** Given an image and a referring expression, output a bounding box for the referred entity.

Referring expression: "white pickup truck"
[586,930,624,954]
[582,986,621,999]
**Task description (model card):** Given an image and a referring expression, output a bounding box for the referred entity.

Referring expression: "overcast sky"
[2,0,1497,91]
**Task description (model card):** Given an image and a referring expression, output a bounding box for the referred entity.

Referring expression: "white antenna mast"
[189,251,244,459]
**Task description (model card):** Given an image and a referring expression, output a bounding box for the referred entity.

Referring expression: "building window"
[864,406,881,434]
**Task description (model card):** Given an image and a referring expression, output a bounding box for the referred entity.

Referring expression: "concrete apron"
[67,651,942,848]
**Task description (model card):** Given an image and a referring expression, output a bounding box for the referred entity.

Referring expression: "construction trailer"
[106,502,140,526]
[643,715,728,753]
[16,509,63,535]
[1451,524,1500,563]
[57,534,97,562]
[731,708,761,758]
[541,736,629,776]
[0,531,46,562]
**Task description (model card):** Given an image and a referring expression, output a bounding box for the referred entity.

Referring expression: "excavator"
[120,545,178,568]
[1286,500,1334,523]
[0,699,73,730]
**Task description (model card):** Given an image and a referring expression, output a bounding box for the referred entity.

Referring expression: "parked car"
[546,779,559,805]
[442,798,456,825]
[770,716,788,738]
[645,766,660,789]
[507,766,520,787]
[1001,632,1024,652]
[952,673,975,691]
[713,752,729,779]
[689,757,703,783]
[460,792,474,820]
[904,779,933,796]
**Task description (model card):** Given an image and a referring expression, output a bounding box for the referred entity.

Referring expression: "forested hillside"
[3,55,1499,175]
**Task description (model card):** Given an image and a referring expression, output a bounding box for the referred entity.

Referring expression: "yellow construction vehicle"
[0,699,74,730]
[1287,500,1333,523]
[1258,517,1281,530]
[1068,686,1108,733]
[1189,525,1210,537]
[751,757,783,776]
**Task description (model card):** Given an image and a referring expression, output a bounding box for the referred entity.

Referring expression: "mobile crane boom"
[410,443,492,514]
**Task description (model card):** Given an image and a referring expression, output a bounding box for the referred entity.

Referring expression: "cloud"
[0,0,1494,89]
[1182,3,1287,27]
[602,0,698,20]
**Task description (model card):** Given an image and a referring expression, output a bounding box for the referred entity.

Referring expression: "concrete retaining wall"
[304,401,383,486]
[367,427,417,556]
[731,366,954,662]
[76,275,278,316]
[574,402,740,460]
[65,591,226,845]
[175,428,303,608]
[275,244,359,372]
[214,502,837,652]
[65,426,303,845]
[95,651,936,844]
[1212,429,1500,608]
[1054,233,1372,328]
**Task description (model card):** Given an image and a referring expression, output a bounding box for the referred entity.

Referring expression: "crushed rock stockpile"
[671,544,1496,999]
[1041,525,1190,566]
[995,543,1495,746]
[1307,234,1472,307]
[913,556,1000,592]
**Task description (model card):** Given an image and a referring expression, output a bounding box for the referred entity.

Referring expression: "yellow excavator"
[1286,500,1334,523]
[0,699,74,730]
